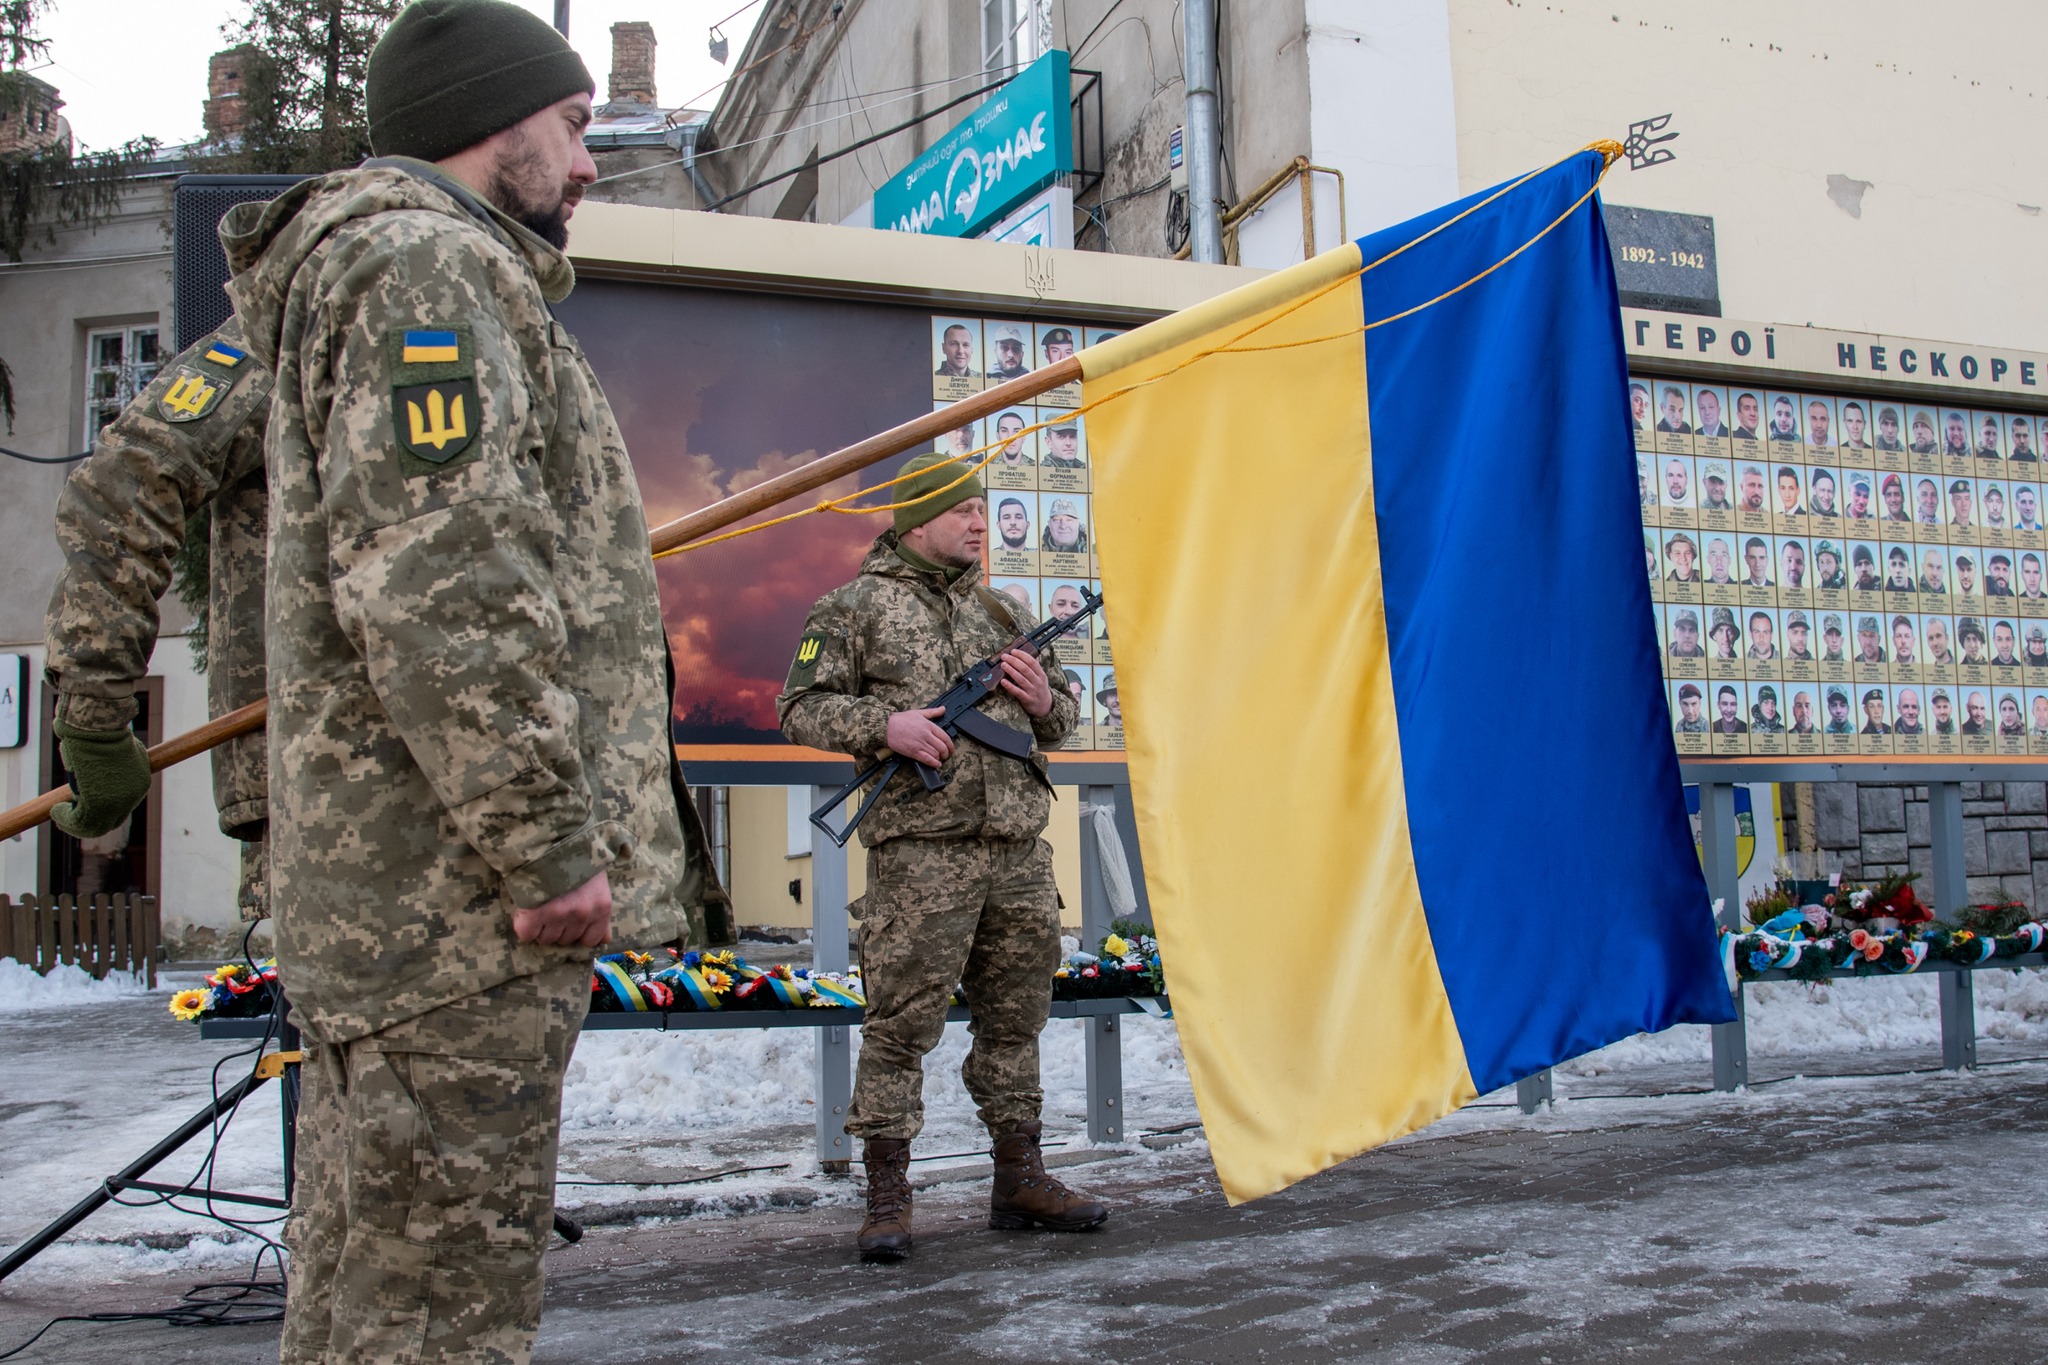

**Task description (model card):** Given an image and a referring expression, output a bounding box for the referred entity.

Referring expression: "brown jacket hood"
[219,156,574,372]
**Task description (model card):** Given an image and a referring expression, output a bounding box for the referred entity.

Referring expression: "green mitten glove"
[50,717,152,839]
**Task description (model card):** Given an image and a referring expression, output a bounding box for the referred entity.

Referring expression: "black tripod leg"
[0,1071,269,1282]
[280,1017,302,1204]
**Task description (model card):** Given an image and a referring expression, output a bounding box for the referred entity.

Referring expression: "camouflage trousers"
[237,831,269,922]
[848,836,1060,1141]
[280,959,589,1365]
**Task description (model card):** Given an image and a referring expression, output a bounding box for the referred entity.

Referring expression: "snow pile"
[1565,969,2048,1075]
[561,1027,823,1132]
[561,1013,1194,1138]
[0,1231,275,1288]
[0,958,154,1013]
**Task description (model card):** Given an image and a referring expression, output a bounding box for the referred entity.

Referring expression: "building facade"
[0,22,714,951]
[7,3,2047,952]
[696,0,2048,920]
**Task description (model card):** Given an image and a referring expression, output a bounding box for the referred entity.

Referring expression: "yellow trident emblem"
[161,372,218,420]
[406,386,469,451]
[796,638,822,665]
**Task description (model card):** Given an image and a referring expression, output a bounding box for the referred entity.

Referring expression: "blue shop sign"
[874,50,1073,239]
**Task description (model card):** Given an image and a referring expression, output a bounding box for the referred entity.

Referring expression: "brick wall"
[609,21,658,106]
[203,46,258,142]
[1811,781,2048,907]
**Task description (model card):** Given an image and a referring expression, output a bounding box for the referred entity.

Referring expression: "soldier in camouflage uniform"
[42,318,273,918]
[220,3,708,1358]
[780,452,1110,1261]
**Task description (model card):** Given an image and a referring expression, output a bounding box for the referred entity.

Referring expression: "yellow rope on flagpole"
[657,140,1625,558]
[654,404,1074,556]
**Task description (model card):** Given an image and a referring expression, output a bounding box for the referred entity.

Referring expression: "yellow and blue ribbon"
[595,959,648,1011]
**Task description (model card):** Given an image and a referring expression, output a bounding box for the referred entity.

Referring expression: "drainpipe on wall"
[668,122,720,209]
[1181,0,1224,263]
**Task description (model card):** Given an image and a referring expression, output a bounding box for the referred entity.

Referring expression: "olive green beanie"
[893,452,987,535]
[367,0,595,163]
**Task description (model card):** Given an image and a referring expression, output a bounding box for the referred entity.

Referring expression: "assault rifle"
[809,586,1105,847]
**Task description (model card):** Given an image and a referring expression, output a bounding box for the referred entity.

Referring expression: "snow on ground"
[10,954,2048,1280]
[553,1013,1195,1214]
[561,1012,1193,1143]
[1562,968,2048,1075]
[0,959,153,1013]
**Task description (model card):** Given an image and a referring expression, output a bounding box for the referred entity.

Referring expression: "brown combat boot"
[988,1120,1109,1232]
[857,1138,913,1261]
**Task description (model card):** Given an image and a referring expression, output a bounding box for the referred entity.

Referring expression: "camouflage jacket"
[222,160,702,1040]
[778,534,1078,847]
[44,318,271,837]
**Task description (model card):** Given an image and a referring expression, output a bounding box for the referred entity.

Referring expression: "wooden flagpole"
[0,356,1083,843]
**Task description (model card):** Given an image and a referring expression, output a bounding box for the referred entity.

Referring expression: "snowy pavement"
[5,963,2048,1360]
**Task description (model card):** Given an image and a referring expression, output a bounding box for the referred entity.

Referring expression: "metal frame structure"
[1067,69,1105,202]
[793,776,1152,1162]
[195,775,1158,1168]
[1509,760,2048,1112]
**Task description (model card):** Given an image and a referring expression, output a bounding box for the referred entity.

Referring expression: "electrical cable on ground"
[0,923,290,1361]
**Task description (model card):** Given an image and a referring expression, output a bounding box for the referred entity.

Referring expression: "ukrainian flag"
[401,329,460,363]
[201,341,247,367]
[1083,148,1733,1203]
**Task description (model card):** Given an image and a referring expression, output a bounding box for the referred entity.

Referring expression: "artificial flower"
[169,988,213,1021]
[1103,934,1129,958]
[701,969,733,994]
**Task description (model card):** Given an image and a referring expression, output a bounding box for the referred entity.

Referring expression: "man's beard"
[1001,531,1026,548]
[487,129,581,249]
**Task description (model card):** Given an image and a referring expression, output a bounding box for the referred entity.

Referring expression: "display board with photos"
[1636,376,2048,760]
[931,315,1125,750]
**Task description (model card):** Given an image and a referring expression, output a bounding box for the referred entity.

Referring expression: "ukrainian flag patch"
[387,326,478,470]
[401,330,461,363]
[201,341,247,367]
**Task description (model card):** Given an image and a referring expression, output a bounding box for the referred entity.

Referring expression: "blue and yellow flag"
[1083,148,1733,1203]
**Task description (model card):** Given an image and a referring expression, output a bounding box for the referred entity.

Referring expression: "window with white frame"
[981,0,1047,76]
[83,324,162,439]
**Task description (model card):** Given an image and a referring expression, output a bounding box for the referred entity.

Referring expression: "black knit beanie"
[367,0,595,162]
